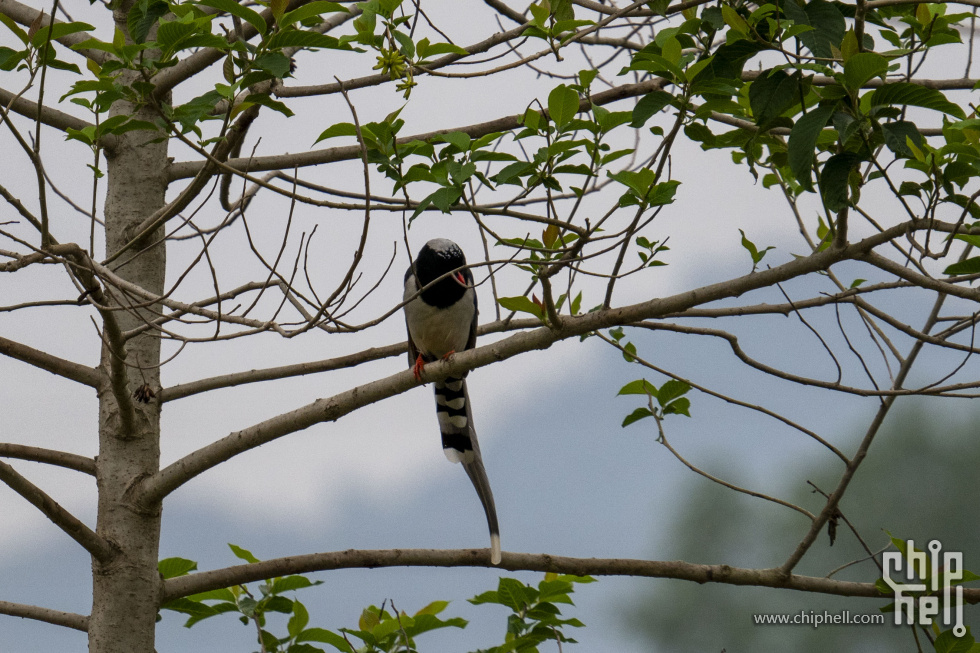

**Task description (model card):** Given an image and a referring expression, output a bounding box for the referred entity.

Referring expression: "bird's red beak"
[453,271,467,286]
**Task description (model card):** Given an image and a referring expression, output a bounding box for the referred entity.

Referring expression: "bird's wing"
[404,269,422,367]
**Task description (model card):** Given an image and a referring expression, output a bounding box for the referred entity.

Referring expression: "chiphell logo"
[882,540,965,636]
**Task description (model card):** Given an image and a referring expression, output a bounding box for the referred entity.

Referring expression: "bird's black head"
[411,238,470,308]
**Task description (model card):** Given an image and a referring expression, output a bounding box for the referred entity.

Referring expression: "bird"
[403,238,501,565]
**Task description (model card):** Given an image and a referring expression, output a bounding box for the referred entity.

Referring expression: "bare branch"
[139,225,910,504]
[0,443,96,475]
[149,2,358,98]
[160,547,980,605]
[0,334,101,387]
[0,459,115,562]
[0,86,105,144]
[0,600,88,632]
[780,288,950,574]
[167,78,670,180]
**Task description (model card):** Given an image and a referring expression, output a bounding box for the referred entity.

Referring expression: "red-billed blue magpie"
[403,238,501,565]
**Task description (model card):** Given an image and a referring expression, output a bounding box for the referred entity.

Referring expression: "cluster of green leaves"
[617,377,692,427]
[738,229,775,272]
[623,0,977,221]
[605,327,693,426]
[353,0,467,97]
[468,574,594,653]
[159,546,592,653]
[160,544,334,652]
[523,0,594,46]
[0,14,91,75]
[50,0,355,146]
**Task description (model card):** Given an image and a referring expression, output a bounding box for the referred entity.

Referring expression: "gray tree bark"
[87,7,168,651]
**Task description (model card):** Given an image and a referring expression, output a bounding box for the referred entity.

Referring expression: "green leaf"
[288,600,310,638]
[159,597,223,624]
[196,0,267,35]
[468,589,502,606]
[297,627,356,650]
[870,83,966,119]
[498,578,534,611]
[842,52,888,91]
[314,122,357,143]
[548,84,580,128]
[30,21,96,48]
[44,58,81,74]
[157,20,197,50]
[787,103,836,191]
[578,68,598,88]
[127,0,169,44]
[662,397,691,416]
[417,40,468,58]
[819,152,861,213]
[622,341,638,362]
[944,257,980,276]
[410,187,462,219]
[0,46,26,72]
[630,90,673,128]
[228,543,260,563]
[265,30,348,50]
[648,180,681,206]
[657,380,690,407]
[271,575,319,593]
[186,588,236,602]
[414,600,449,616]
[241,92,294,117]
[279,1,349,28]
[880,120,923,157]
[783,0,845,59]
[158,557,198,579]
[934,628,976,653]
[435,131,471,152]
[622,407,654,427]
[739,229,775,266]
[618,379,657,396]
[0,13,28,44]
[253,51,292,77]
[498,296,545,320]
[749,69,802,128]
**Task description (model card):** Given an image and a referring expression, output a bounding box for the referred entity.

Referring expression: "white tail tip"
[490,533,502,565]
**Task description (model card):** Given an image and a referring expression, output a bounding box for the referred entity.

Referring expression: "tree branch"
[138,224,907,504]
[166,78,669,180]
[0,86,108,146]
[159,317,540,402]
[0,600,89,632]
[160,547,980,605]
[149,1,357,99]
[0,459,115,562]
[0,334,102,387]
[0,443,96,475]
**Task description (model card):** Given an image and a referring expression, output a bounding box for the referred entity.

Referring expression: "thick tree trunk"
[88,9,169,650]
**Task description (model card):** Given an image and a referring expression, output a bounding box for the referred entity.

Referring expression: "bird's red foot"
[412,354,426,381]
[441,349,456,360]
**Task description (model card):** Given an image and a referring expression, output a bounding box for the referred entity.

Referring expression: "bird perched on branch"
[403,238,501,565]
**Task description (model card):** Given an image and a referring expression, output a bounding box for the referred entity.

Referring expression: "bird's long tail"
[434,377,501,565]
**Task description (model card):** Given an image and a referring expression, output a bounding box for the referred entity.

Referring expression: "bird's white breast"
[404,276,475,358]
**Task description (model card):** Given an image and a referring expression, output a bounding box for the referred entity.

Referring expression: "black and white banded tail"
[436,376,474,462]
[434,376,500,564]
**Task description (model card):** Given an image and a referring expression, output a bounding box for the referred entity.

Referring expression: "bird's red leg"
[441,350,456,360]
[412,353,426,381]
